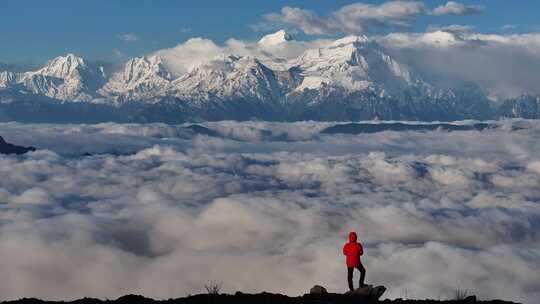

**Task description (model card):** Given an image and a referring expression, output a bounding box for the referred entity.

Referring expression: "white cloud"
[153,35,331,75]
[263,6,334,35]
[377,31,540,99]
[119,33,139,42]
[12,188,52,205]
[0,120,539,302]
[153,38,224,76]
[432,1,483,16]
[334,1,427,30]
[426,24,475,34]
[257,1,483,36]
[261,1,427,35]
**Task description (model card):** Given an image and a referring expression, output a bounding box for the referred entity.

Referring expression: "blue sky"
[0,0,538,65]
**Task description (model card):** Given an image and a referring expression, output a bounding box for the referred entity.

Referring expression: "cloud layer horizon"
[1,120,539,303]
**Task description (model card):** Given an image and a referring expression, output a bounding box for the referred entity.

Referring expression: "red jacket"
[343,232,363,267]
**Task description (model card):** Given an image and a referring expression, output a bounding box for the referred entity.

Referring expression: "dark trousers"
[347,263,366,291]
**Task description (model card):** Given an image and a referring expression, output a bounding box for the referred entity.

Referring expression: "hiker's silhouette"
[343,231,366,291]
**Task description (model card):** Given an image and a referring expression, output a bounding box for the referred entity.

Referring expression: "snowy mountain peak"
[122,55,172,82]
[258,30,294,46]
[297,35,375,65]
[330,35,370,47]
[36,53,88,79]
[290,35,416,93]
[5,53,108,102]
[99,55,173,101]
[296,37,364,67]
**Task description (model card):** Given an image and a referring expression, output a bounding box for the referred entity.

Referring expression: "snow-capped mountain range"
[0,31,536,122]
[1,54,106,102]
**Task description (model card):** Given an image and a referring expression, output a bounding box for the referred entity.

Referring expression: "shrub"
[204,281,222,295]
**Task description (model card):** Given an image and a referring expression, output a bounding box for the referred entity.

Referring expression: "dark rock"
[309,285,328,294]
[345,285,386,300]
[115,294,154,304]
[0,136,36,155]
[372,285,387,300]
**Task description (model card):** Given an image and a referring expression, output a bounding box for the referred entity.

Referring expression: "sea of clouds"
[1,120,539,303]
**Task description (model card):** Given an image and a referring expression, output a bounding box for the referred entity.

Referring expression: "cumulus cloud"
[153,35,331,75]
[432,1,484,16]
[0,120,539,303]
[333,1,427,30]
[263,6,334,35]
[260,1,426,35]
[257,1,484,35]
[153,38,224,76]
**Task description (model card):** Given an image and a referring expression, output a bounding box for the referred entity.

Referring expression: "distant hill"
[0,135,35,155]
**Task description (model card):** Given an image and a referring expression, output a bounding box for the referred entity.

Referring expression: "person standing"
[343,231,366,291]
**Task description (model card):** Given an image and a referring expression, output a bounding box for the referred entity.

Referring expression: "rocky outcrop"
[345,284,387,300]
[308,284,386,301]
[309,285,328,294]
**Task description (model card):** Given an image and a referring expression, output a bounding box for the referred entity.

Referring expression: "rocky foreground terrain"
[0,293,519,304]
[0,285,520,304]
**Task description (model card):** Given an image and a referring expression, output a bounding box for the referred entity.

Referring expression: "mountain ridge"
[0,31,536,122]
